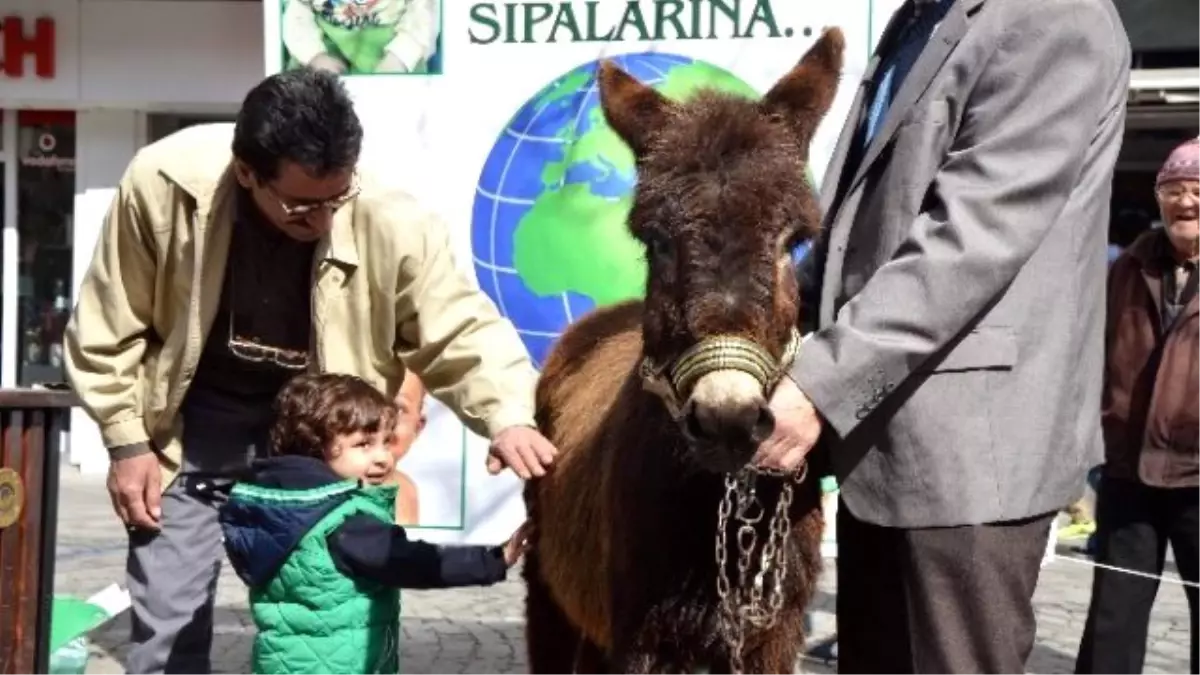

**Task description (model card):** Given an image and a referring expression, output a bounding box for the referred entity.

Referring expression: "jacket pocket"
[932,327,1018,373]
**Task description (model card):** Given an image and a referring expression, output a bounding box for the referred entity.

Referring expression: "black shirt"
[186,190,318,412]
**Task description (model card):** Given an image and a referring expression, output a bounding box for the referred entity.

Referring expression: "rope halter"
[638,327,803,421]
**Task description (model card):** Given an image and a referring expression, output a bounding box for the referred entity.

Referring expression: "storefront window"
[16,111,75,387]
[147,113,237,144]
[0,153,5,383]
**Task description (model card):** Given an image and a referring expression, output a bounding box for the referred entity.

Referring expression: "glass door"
[14,110,76,387]
[1,109,14,386]
[146,113,236,145]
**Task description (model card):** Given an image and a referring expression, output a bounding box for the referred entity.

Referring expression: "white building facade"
[0,0,263,472]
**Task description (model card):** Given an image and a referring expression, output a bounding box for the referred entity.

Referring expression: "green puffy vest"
[240,481,401,674]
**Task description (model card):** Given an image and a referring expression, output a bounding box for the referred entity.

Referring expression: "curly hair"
[270,373,398,459]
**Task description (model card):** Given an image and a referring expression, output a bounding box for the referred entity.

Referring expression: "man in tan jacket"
[64,68,555,674]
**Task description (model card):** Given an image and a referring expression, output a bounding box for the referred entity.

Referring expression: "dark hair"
[270,373,397,459]
[232,67,363,182]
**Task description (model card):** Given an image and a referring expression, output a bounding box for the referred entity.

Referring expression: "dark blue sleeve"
[326,514,509,589]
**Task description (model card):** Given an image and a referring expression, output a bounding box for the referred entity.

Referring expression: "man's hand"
[107,451,162,531]
[486,426,558,480]
[309,53,347,74]
[754,376,823,473]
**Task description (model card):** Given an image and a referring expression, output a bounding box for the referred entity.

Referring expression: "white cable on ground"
[1055,553,1200,589]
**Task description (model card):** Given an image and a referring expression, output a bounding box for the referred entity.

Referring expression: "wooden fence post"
[0,389,76,674]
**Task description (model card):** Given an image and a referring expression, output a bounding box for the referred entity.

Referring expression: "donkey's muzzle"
[682,393,776,446]
[638,328,801,431]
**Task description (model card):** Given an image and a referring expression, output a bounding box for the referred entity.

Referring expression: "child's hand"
[309,53,347,74]
[376,53,409,73]
[502,520,533,567]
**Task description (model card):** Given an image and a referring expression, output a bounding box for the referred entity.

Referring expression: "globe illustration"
[471,53,759,368]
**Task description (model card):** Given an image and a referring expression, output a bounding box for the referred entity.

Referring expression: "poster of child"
[280,0,443,75]
[387,370,427,525]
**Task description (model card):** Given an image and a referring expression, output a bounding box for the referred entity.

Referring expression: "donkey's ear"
[760,27,846,156]
[598,60,672,157]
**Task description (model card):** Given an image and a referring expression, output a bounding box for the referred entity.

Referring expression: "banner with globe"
[263,0,901,545]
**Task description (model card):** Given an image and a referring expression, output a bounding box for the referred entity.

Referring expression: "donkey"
[522,28,845,674]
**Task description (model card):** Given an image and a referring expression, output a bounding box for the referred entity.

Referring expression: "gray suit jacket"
[792,0,1132,527]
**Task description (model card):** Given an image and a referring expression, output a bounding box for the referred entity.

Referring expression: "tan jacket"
[64,123,538,484]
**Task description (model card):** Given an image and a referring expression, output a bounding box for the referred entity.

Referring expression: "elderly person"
[1076,137,1199,674]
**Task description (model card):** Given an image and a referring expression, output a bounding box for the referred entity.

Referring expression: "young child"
[388,369,426,525]
[281,0,440,75]
[219,372,528,674]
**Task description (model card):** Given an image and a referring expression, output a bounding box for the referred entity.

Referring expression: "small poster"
[273,0,443,75]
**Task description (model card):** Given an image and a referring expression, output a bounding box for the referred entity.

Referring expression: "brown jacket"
[1102,230,1199,488]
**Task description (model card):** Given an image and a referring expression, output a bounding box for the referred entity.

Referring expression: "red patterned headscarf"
[1156,138,1200,187]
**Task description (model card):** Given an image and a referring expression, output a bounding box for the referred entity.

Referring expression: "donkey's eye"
[783,228,809,254]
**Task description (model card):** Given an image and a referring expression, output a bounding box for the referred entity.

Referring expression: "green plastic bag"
[48,637,89,675]
[47,596,109,675]
[50,597,108,652]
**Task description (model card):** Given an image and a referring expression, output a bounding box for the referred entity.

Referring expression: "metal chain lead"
[635,328,806,673]
[714,464,807,674]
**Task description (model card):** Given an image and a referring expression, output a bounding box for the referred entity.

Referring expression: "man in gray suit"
[754,0,1132,671]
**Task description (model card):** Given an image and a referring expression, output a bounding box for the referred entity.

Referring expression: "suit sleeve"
[790,0,1128,438]
[327,514,509,589]
[63,157,159,449]
[393,207,539,439]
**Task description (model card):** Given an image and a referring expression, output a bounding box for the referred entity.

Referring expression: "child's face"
[327,430,396,485]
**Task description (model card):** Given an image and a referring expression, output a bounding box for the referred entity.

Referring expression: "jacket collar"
[1128,228,1198,271]
[156,123,360,269]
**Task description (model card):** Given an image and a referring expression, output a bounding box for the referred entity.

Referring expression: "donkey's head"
[599,29,844,471]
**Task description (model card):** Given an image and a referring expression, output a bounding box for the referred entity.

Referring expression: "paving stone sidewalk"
[52,467,1192,674]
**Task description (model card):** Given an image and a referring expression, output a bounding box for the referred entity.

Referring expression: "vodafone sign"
[0,15,55,79]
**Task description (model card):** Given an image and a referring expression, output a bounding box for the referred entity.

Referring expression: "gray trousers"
[124,395,270,674]
[836,500,1055,674]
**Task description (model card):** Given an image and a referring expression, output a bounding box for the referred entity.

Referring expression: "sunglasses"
[225,265,310,372]
[227,324,310,371]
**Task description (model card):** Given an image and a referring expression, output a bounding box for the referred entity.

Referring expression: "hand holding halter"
[754,376,823,475]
